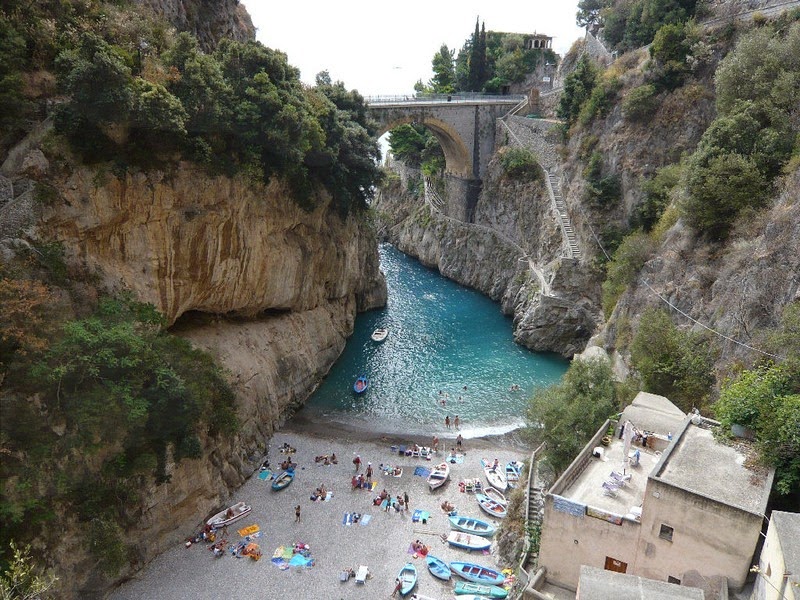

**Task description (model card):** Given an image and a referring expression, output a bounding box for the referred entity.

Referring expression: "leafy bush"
[600,0,698,52]
[557,55,598,127]
[648,22,691,89]
[622,83,659,122]
[601,231,655,316]
[526,358,620,475]
[583,152,622,208]
[630,307,716,411]
[578,76,622,125]
[498,147,542,181]
[631,164,681,231]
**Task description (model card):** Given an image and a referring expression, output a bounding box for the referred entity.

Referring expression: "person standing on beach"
[454,415,460,430]
[366,462,373,481]
[294,505,301,523]
[353,455,361,472]
[456,434,463,450]
[404,491,409,509]
[432,436,439,452]
[445,415,450,429]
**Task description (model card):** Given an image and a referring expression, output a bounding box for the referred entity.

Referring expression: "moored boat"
[480,458,508,492]
[271,469,294,491]
[484,486,507,506]
[425,555,451,581]
[446,530,492,551]
[448,515,497,537]
[449,561,505,586]
[206,501,251,528]
[371,327,389,342]
[397,562,417,596]
[453,580,508,598]
[505,461,523,488]
[353,375,368,394]
[427,462,450,490]
[475,493,507,519]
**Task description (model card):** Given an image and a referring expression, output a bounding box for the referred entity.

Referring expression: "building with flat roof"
[752,510,800,600]
[577,565,705,599]
[538,393,774,594]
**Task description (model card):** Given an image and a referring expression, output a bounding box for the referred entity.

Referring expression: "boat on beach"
[453,580,509,598]
[206,501,251,528]
[271,469,294,491]
[480,458,508,491]
[427,462,450,490]
[505,461,523,488]
[448,515,497,537]
[484,486,507,506]
[449,561,505,586]
[425,555,451,581]
[371,327,389,342]
[397,562,417,596]
[353,375,368,394]
[475,493,507,519]
[446,530,492,551]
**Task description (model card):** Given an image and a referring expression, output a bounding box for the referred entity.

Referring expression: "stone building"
[537,393,774,596]
[577,565,706,599]
[752,510,800,600]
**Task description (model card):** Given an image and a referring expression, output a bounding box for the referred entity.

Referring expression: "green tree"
[466,18,488,91]
[714,364,800,495]
[526,358,619,475]
[0,541,57,600]
[601,232,656,317]
[630,307,716,411]
[577,0,611,27]
[557,55,598,126]
[649,22,691,89]
[430,45,456,93]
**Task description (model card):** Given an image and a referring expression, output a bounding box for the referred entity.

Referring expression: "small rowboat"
[448,515,497,537]
[425,555,451,581]
[371,327,389,342]
[427,462,450,490]
[397,562,417,596]
[271,469,294,491]
[475,493,507,519]
[453,580,509,598]
[447,530,491,551]
[480,458,508,492]
[450,561,505,586]
[353,375,368,394]
[505,461,523,488]
[484,486,507,506]
[206,501,251,528]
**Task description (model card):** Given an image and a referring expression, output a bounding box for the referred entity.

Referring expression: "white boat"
[480,458,508,492]
[427,462,451,490]
[484,486,507,506]
[206,501,251,528]
[446,530,492,551]
[371,328,388,342]
[505,461,523,488]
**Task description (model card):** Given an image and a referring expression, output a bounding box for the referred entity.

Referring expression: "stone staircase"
[524,484,546,571]
[546,170,581,260]
[424,176,446,211]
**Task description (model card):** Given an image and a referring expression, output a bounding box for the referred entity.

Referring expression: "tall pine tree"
[466,18,488,91]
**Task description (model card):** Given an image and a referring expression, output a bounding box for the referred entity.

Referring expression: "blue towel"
[360,514,372,526]
[413,466,431,477]
[412,510,430,523]
[342,513,350,526]
[258,470,271,480]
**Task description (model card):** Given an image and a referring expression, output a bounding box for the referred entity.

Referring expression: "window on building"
[659,524,674,541]
[668,576,681,584]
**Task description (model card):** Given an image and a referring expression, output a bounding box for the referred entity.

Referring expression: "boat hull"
[448,515,497,537]
[447,531,491,551]
[353,376,368,394]
[475,493,507,519]
[206,502,251,528]
[398,562,417,596]
[425,555,451,581]
[271,470,294,491]
[427,462,450,490]
[480,458,508,491]
[453,580,509,598]
[371,328,388,342]
[450,561,505,586]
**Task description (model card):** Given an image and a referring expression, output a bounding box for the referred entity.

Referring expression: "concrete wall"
[752,515,794,600]
[539,495,642,590]
[636,479,763,590]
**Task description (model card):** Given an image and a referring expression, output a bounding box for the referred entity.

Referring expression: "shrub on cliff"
[558,55,599,128]
[601,231,656,317]
[498,147,542,182]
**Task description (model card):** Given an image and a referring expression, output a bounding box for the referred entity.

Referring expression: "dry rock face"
[135,0,254,51]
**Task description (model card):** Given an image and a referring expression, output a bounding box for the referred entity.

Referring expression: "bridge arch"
[374,115,471,178]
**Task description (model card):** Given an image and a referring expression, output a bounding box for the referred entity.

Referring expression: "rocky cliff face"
[374,158,600,358]
[135,0,254,51]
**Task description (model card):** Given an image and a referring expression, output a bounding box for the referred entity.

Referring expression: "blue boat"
[425,555,451,581]
[353,375,368,394]
[271,469,294,491]
[397,562,417,596]
[450,561,505,586]
[453,581,508,598]
[449,515,497,537]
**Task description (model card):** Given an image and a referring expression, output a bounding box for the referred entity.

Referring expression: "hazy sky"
[240,1,583,97]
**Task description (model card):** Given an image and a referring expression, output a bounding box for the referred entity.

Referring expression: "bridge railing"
[365,93,526,105]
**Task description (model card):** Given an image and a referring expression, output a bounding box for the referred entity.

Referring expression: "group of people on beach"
[444,414,461,429]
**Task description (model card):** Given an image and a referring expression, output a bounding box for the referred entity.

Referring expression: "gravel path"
[111,425,527,600]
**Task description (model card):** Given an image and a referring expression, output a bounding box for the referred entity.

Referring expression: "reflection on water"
[300,244,568,437]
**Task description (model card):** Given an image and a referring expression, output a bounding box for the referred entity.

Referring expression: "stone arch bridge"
[366,94,525,221]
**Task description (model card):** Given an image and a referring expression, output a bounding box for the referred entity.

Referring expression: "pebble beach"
[111,419,529,600]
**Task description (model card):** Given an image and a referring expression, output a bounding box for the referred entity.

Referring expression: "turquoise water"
[299,244,568,437]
